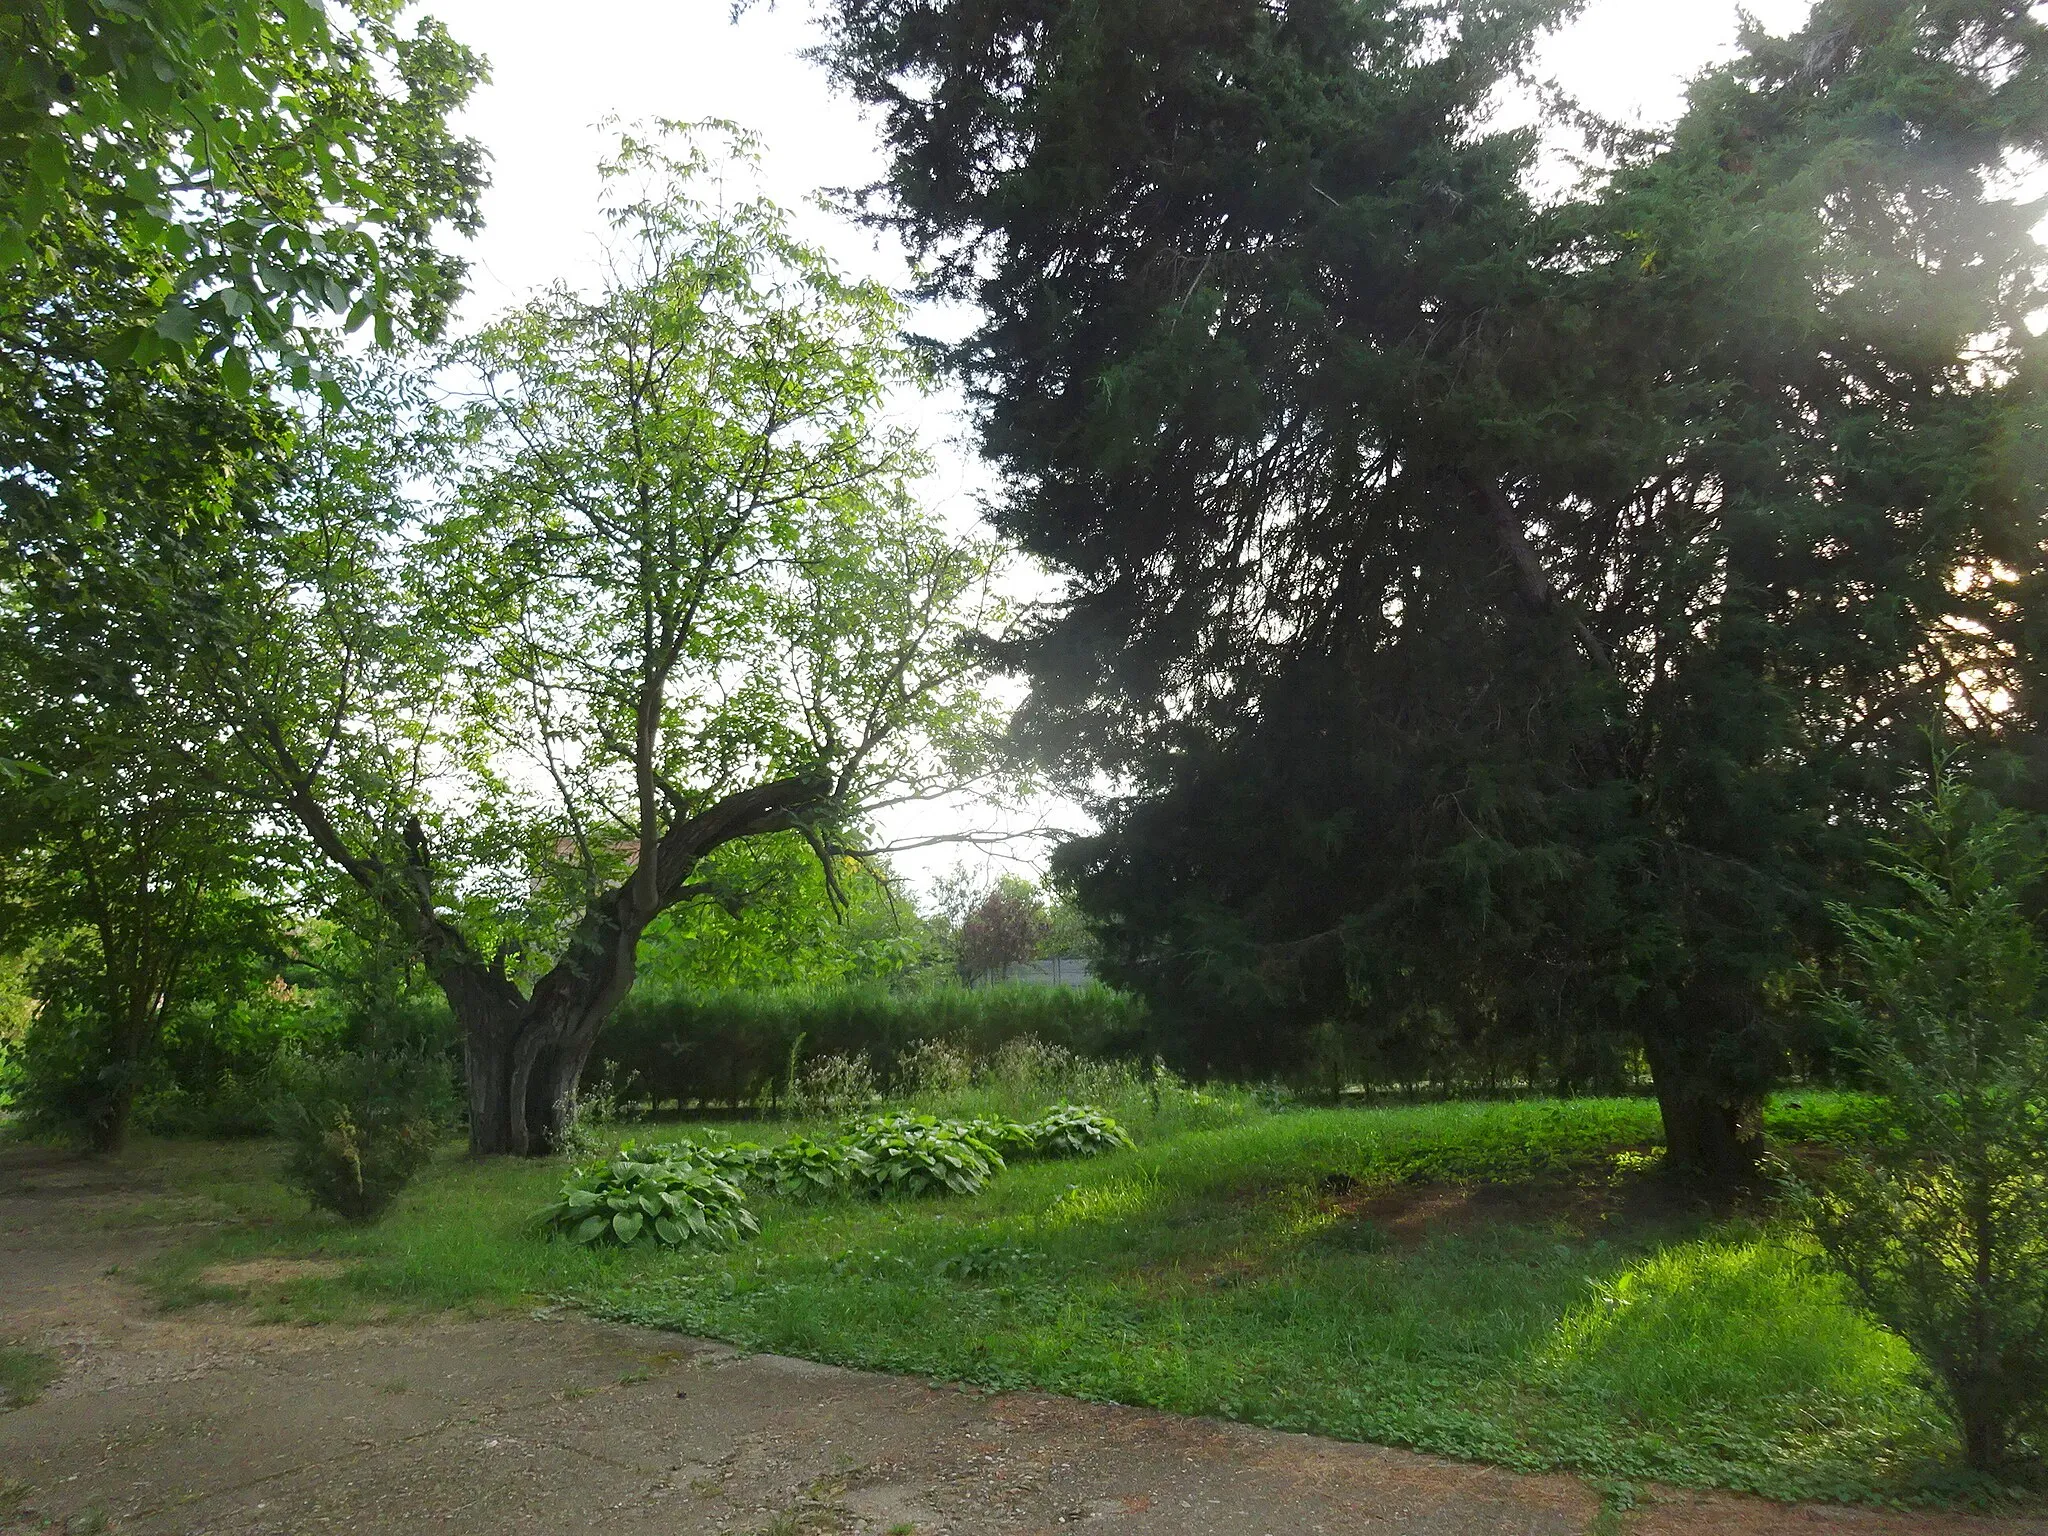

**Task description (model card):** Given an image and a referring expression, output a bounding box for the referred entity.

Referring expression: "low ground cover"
[0,1346,59,1410]
[122,1091,2000,1506]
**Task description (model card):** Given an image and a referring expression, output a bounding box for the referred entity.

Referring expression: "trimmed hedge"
[586,981,1146,1110]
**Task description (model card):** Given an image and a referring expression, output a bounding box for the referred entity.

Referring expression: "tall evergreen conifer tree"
[815,0,2048,1182]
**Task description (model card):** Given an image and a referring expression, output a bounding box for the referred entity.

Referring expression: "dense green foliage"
[751,1134,860,1199]
[632,836,936,992]
[540,1142,759,1250]
[589,980,1145,1108]
[141,1091,2005,1503]
[0,0,486,1149]
[1801,783,2048,1469]
[1018,1103,1136,1157]
[0,321,290,1149]
[814,0,2048,1183]
[2,0,487,366]
[841,1110,1005,1195]
[538,1102,1137,1254]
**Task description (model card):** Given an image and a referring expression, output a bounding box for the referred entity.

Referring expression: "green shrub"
[541,1142,759,1249]
[271,1050,450,1223]
[134,1068,277,1138]
[1799,782,2048,1471]
[844,1111,1003,1196]
[3,978,145,1146]
[589,981,1147,1109]
[1025,1103,1134,1157]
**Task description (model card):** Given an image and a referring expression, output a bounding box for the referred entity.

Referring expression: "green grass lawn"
[131,1091,1980,1507]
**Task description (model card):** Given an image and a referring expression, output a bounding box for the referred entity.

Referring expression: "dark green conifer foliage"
[816,0,2048,1182]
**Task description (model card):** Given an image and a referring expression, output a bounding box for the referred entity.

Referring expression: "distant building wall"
[974,956,1096,990]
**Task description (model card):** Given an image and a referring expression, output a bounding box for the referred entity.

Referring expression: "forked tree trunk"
[436,908,647,1157]
[280,767,834,1157]
[454,997,619,1156]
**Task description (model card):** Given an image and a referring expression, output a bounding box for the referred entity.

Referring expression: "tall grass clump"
[1543,1238,1922,1432]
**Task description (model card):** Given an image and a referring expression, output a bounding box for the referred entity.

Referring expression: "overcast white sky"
[433,0,1814,313]
[420,0,1818,894]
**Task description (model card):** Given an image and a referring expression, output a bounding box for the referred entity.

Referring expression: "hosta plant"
[964,1116,1039,1159]
[844,1111,1003,1197]
[541,1143,758,1250]
[678,1140,774,1180]
[1026,1104,1135,1158]
[762,1134,864,1199]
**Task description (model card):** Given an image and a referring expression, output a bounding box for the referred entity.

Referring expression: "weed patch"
[0,1347,59,1409]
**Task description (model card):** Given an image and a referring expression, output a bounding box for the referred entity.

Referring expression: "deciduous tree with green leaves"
[203,127,1010,1154]
[0,359,286,1149]
[0,0,487,1140]
[1,0,487,372]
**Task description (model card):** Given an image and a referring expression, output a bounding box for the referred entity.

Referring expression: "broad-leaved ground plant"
[844,1111,1004,1196]
[541,1143,759,1250]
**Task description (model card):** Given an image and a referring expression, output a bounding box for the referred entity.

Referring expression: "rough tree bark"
[275,745,835,1155]
[1640,1023,1767,1189]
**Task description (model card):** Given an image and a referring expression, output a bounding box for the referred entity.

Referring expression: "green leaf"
[153,297,201,346]
[613,1210,644,1245]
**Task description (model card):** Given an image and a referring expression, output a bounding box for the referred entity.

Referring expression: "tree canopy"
[2,0,487,370]
[815,0,2048,1179]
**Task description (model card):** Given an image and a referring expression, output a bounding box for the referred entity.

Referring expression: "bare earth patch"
[2,1144,2043,1536]
[1312,1156,1709,1250]
[198,1258,355,1288]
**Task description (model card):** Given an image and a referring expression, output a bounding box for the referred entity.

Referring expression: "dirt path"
[1,1148,2042,1536]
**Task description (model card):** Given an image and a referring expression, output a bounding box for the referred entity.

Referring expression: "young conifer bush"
[541,1142,758,1250]
[271,1049,448,1223]
[1800,780,2048,1473]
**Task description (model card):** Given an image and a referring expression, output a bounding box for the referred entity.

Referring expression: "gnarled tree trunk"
[283,771,837,1156]
[435,905,647,1156]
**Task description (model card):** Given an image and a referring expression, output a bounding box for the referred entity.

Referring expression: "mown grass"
[131,1091,1992,1507]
